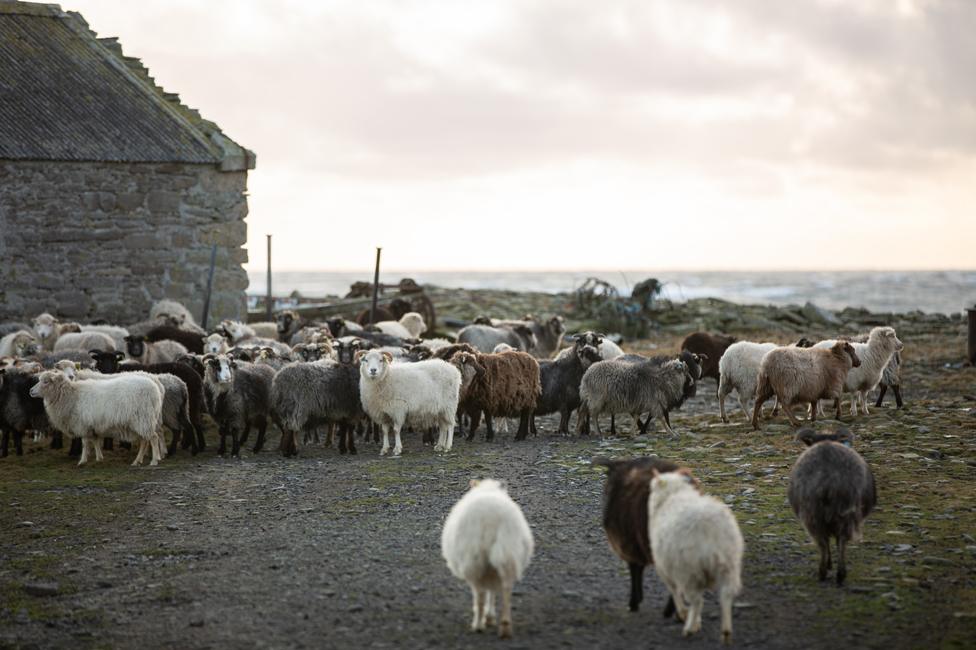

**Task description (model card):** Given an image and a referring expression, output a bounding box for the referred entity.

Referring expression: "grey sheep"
[457,323,537,354]
[203,354,278,457]
[788,427,876,585]
[578,358,696,438]
[272,340,363,457]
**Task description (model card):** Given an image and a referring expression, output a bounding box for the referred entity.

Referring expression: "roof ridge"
[0,1,62,17]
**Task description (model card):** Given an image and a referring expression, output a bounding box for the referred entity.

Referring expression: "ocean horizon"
[245,269,976,316]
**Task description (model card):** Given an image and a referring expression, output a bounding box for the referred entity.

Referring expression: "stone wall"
[0,160,249,325]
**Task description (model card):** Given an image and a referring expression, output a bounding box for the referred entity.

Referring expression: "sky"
[64,0,976,272]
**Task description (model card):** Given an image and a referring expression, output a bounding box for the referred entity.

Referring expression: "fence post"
[369,247,382,324]
[201,244,218,330]
[266,234,273,322]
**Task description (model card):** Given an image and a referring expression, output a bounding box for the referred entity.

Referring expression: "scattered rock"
[921,556,954,566]
[23,582,59,597]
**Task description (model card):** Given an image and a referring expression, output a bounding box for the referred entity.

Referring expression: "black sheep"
[145,325,205,354]
[530,340,602,435]
[0,369,49,457]
[788,427,877,585]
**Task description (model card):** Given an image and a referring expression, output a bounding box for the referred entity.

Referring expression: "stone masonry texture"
[0,160,250,324]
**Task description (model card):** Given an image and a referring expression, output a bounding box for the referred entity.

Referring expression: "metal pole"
[967,305,976,365]
[369,247,382,325]
[266,234,273,322]
[201,244,218,330]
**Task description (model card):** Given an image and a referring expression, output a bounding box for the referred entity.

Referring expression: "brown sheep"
[752,342,860,429]
[592,456,692,617]
[680,332,735,384]
[453,350,541,441]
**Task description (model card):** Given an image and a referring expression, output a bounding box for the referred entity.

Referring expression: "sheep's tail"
[754,370,771,402]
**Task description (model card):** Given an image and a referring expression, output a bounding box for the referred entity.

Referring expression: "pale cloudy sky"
[65,0,975,271]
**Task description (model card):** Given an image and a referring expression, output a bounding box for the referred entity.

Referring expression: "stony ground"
[2,317,975,649]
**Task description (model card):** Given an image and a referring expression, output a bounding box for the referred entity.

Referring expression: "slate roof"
[0,1,254,168]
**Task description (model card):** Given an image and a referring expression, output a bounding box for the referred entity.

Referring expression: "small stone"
[23,582,59,597]
[189,619,205,627]
[347,604,363,613]
[921,556,954,566]
[166,524,179,531]
[15,521,34,528]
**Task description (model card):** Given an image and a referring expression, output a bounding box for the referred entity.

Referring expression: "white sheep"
[30,370,164,466]
[53,331,116,353]
[125,336,188,365]
[812,327,904,416]
[357,349,461,456]
[79,325,129,351]
[372,312,427,340]
[717,341,777,423]
[0,331,40,357]
[150,299,198,328]
[220,319,257,344]
[31,313,61,350]
[649,470,744,644]
[202,333,229,355]
[250,322,279,339]
[441,479,534,639]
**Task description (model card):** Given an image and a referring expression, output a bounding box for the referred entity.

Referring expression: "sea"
[246,270,976,316]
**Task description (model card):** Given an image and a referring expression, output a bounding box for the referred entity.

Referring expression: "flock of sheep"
[0,298,902,643]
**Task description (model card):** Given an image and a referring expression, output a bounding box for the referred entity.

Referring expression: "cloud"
[61,0,976,271]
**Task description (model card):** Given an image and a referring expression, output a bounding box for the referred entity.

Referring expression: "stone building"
[0,1,255,324]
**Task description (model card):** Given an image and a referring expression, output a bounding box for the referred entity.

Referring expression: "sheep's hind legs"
[836,538,848,585]
[719,584,735,645]
[498,580,513,639]
[470,586,486,632]
[817,537,832,581]
[628,562,644,612]
[682,590,703,637]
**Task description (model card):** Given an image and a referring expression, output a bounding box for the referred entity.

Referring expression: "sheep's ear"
[114,351,125,361]
[696,352,708,362]
[354,350,366,363]
[88,350,100,359]
[381,351,394,363]
[677,468,700,489]
[796,428,818,446]
[469,479,481,488]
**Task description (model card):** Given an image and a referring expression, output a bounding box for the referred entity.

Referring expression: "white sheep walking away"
[358,349,460,456]
[649,470,744,644]
[441,479,534,639]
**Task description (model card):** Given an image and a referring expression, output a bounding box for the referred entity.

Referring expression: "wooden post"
[968,305,976,365]
[266,234,273,322]
[201,244,218,330]
[369,247,382,325]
